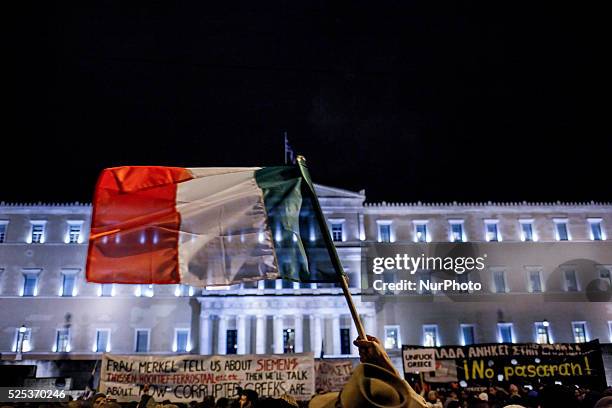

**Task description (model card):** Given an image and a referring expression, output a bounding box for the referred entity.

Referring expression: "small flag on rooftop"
[284,132,295,165]
[86,164,341,287]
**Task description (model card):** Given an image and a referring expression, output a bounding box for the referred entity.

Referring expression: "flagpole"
[296,155,367,340]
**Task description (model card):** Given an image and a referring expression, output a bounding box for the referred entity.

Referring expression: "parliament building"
[1,185,611,386]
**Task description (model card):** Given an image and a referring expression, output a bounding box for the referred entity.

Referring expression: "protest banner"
[314,359,358,392]
[403,349,436,373]
[402,340,606,390]
[100,353,314,402]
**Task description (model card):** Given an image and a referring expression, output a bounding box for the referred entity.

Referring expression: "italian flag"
[86,165,340,287]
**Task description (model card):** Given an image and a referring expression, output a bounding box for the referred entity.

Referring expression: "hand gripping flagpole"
[296,155,367,340]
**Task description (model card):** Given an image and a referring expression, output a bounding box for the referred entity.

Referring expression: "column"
[273,315,284,354]
[217,315,227,355]
[358,213,365,241]
[256,315,267,354]
[294,315,303,353]
[237,315,247,355]
[349,318,358,355]
[332,315,341,355]
[310,315,322,357]
[200,313,211,355]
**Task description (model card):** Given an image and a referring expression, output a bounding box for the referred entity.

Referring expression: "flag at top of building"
[86,159,342,288]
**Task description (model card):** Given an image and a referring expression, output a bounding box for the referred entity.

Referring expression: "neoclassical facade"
[1,186,611,383]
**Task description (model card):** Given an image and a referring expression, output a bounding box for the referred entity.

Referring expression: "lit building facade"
[1,188,611,384]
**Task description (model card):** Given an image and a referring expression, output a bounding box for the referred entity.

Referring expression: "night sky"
[5,2,609,204]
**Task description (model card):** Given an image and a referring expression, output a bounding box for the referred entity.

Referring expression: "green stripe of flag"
[255,166,340,283]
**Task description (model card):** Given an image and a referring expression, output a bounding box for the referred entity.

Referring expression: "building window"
[60,271,77,297]
[384,325,401,349]
[461,325,475,345]
[588,219,605,241]
[175,284,193,297]
[330,221,344,242]
[457,272,471,293]
[423,325,439,347]
[242,281,258,290]
[94,329,110,352]
[225,329,238,354]
[136,284,154,297]
[340,328,351,355]
[519,220,535,241]
[0,221,7,243]
[174,329,190,353]
[599,267,612,286]
[527,269,543,293]
[417,270,433,294]
[135,329,150,352]
[535,322,551,344]
[22,271,40,297]
[13,326,32,352]
[492,269,507,293]
[498,323,514,343]
[564,269,579,292]
[281,277,294,289]
[554,219,570,241]
[572,322,588,343]
[29,221,47,244]
[377,221,392,243]
[283,328,295,354]
[55,328,70,352]
[449,220,465,242]
[381,270,397,294]
[66,221,84,244]
[485,220,500,242]
[413,221,429,242]
[100,284,114,297]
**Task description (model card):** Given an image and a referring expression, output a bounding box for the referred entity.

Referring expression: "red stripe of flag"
[86,166,193,284]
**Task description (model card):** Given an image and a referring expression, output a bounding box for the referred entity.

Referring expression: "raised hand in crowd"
[353,335,398,376]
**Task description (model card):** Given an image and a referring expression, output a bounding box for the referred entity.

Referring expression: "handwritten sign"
[100,353,315,402]
[315,359,357,392]
[403,349,436,373]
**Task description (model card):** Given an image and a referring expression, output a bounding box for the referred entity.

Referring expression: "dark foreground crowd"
[1,383,612,408]
[2,335,611,408]
[414,383,612,408]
